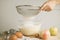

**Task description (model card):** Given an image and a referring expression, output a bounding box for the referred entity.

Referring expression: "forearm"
[49,0,60,4]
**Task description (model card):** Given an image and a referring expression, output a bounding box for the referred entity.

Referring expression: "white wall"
[0,0,60,32]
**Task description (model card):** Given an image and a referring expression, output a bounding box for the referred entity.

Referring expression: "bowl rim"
[16,5,40,10]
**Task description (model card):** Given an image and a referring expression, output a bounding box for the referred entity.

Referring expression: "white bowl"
[20,21,41,35]
[16,5,40,17]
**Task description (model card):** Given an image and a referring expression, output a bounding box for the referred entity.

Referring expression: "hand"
[40,0,56,12]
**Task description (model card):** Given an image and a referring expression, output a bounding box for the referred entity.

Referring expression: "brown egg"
[15,32,23,38]
[9,34,17,40]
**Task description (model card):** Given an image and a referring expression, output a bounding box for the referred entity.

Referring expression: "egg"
[9,34,17,40]
[39,30,50,39]
[15,32,23,38]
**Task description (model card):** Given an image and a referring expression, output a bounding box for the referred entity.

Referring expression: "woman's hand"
[40,0,56,12]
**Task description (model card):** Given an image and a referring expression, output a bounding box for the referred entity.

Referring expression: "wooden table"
[18,35,60,40]
[18,33,60,40]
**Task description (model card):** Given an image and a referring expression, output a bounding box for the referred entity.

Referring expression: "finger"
[42,5,48,11]
[40,1,48,10]
[45,6,52,11]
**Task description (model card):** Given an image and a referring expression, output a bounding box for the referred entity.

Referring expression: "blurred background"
[0,0,60,32]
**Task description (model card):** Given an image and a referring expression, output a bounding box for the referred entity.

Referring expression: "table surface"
[17,34,60,40]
